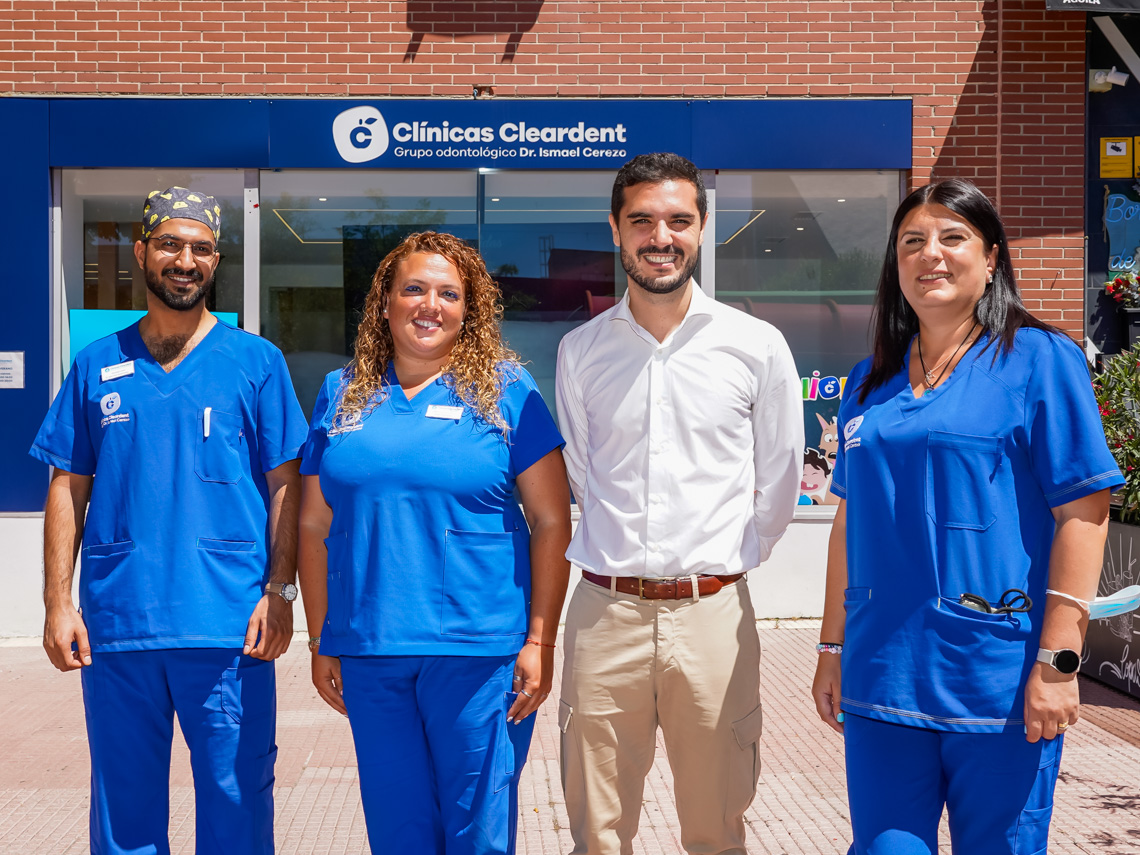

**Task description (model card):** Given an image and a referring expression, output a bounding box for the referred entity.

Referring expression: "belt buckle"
[637,577,677,599]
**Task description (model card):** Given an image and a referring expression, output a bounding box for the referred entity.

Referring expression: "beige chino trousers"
[558,576,764,855]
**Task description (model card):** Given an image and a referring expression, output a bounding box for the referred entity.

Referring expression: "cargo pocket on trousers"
[558,700,574,792]
[494,691,536,794]
[1013,736,1062,855]
[220,656,276,726]
[727,704,764,818]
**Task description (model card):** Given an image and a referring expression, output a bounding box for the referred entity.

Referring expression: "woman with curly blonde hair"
[297,231,571,855]
[337,230,517,431]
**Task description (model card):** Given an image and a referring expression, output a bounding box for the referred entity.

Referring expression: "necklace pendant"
[924,370,936,386]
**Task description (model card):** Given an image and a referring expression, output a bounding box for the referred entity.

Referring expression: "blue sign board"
[269,99,692,169]
[46,98,911,171]
[691,99,911,170]
[1,95,911,511]
[0,99,49,511]
[49,99,273,168]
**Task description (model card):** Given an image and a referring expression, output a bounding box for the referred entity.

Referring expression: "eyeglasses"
[958,588,1033,615]
[146,237,218,260]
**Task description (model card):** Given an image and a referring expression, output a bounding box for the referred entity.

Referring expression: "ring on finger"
[513,675,522,681]
[520,689,534,698]
[1057,721,1069,730]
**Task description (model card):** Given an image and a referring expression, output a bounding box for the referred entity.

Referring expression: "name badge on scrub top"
[100,360,135,383]
[426,405,464,420]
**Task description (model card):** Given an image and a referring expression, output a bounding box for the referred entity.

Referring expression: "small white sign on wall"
[0,351,25,389]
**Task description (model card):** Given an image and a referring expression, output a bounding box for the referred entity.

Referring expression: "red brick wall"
[0,0,1088,333]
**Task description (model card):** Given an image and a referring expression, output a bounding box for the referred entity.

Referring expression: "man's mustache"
[162,267,203,281]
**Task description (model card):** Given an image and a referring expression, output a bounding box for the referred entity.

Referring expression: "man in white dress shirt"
[555,152,804,855]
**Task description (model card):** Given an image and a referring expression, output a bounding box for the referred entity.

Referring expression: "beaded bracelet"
[525,638,556,649]
[816,642,843,654]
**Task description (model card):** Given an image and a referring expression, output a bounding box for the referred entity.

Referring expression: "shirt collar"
[611,280,713,345]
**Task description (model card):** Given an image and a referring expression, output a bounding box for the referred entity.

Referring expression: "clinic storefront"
[0,96,911,632]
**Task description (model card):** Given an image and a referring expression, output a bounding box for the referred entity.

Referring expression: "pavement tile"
[1,627,1138,854]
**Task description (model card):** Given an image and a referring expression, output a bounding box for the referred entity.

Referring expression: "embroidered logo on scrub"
[99,392,130,428]
[328,410,363,436]
[843,415,864,451]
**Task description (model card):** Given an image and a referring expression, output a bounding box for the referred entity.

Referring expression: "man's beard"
[145,266,213,311]
[619,244,699,295]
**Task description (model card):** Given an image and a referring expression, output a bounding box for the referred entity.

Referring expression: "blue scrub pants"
[844,713,1063,855]
[80,649,276,855]
[340,654,535,855]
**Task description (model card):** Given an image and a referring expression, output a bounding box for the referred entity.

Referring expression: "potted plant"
[1105,271,1140,347]
[1105,271,1140,308]
[1089,350,1140,699]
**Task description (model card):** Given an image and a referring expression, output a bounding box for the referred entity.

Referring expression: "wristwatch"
[1037,647,1080,675]
[265,582,298,603]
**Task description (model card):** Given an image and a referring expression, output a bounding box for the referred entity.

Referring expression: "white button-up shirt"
[555,283,804,578]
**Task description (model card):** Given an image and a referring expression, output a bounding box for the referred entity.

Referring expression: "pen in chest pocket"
[204,407,211,439]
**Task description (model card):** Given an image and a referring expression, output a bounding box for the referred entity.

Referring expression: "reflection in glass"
[260,171,477,416]
[715,171,900,508]
[481,171,616,418]
[60,169,245,364]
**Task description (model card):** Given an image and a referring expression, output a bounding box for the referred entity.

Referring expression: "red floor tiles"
[1,628,1138,854]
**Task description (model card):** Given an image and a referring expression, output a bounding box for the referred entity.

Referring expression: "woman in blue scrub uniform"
[297,231,571,855]
[811,180,1123,855]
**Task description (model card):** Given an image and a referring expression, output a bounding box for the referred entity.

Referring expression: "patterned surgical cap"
[141,186,222,241]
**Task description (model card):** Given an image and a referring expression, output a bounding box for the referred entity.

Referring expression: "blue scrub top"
[301,363,564,658]
[831,329,1123,733]
[30,320,308,652]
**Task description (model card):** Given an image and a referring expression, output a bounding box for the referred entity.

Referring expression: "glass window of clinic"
[62,167,898,508]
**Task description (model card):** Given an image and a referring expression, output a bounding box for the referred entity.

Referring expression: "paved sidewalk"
[1,626,1138,854]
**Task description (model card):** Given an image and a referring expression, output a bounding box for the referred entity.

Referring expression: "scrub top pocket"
[937,596,1031,639]
[80,540,136,640]
[83,539,136,559]
[925,431,1004,531]
[195,538,261,631]
[441,530,524,637]
[194,409,244,484]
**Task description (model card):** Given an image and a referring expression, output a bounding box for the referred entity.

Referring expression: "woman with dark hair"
[811,179,1122,854]
[297,231,571,855]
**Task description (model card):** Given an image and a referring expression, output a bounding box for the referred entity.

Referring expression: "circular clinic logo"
[100,392,121,415]
[332,106,390,164]
[843,415,863,440]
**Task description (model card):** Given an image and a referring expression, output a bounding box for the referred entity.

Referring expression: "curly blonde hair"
[335,231,519,431]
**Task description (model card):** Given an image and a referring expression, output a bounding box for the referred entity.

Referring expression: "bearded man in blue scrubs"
[31,187,308,855]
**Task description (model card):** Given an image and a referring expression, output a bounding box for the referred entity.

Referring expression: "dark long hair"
[858,179,1058,402]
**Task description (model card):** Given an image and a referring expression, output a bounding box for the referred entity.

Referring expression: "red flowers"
[1105,272,1140,308]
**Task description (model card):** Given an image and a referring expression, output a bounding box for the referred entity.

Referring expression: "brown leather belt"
[582,570,746,600]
